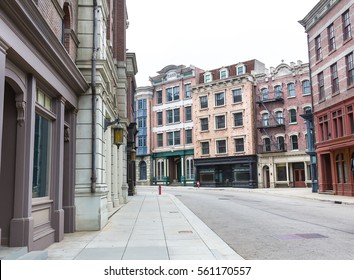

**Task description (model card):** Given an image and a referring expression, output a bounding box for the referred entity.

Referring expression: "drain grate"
[274,233,328,240]
[218,198,230,200]
[178,230,193,234]
[169,211,178,214]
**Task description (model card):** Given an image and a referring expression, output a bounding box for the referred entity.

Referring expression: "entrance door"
[293,164,306,187]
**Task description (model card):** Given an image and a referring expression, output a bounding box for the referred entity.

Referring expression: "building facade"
[150,65,203,186]
[135,86,153,186]
[0,0,136,250]
[75,0,136,230]
[255,61,312,188]
[0,0,88,249]
[192,60,265,188]
[300,0,354,196]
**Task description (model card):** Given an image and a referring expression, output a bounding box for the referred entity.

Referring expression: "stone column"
[63,109,77,233]
[105,127,113,211]
[0,40,8,172]
[112,144,119,207]
[52,97,65,242]
[9,74,36,249]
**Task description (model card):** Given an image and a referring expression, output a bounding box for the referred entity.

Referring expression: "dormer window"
[220,68,228,79]
[204,72,212,83]
[236,64,246,75]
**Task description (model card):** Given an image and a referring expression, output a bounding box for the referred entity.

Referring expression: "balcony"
[257,117,285,129]
[256,91,284,104]
[137,147,147,156]
[258,143,287,154]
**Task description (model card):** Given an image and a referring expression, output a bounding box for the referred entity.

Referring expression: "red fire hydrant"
[197,181,200,189]
[158,184,162,195]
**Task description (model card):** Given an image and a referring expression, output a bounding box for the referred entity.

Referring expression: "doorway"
[293,163,306,187]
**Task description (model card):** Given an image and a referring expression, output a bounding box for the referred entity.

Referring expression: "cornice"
[1,0,88,93]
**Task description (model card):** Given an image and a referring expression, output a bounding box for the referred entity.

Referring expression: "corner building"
[300,0,354,196]
[192,60,265,188]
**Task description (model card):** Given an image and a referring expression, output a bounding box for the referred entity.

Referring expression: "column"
[63,109,77,233]
[304,161,308,187]
[0,41,8,172]
[10,74,36,248]
[52,97,65,242]
[286,162,290,187]
[105,127,113,211]
[112,144,119,207]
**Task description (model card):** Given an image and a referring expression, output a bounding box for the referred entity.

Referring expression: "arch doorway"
[263,166,270,188]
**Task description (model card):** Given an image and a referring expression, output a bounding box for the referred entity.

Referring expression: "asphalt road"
[166,188,354,260]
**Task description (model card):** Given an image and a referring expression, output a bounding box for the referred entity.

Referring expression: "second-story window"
[215,92,225,106]
[342,9,352,41]
[291,135,299,150]
[216,139,227,154]
[276,111,284,124]
[234,138,244,153]
[157,133,163,147]
[185,129,192,144]
[201,142,209,155]
[167,131,180,146]
[289,108,297,123]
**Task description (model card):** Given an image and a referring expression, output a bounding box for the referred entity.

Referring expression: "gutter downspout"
[91,0,98,193]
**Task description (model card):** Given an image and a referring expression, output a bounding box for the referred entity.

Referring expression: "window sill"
[343,36,352,46]
[289,122,298,125]
[328,48,336,56]
[215,128,227,131]
[214,104,226,109]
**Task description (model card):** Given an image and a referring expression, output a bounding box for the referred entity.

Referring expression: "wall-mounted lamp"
[131,148,136,161]
[105,116,124,147]
[104,117,120,131]
[113,126,124,147]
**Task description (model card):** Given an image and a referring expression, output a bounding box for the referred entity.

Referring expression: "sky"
[126,0,320,87]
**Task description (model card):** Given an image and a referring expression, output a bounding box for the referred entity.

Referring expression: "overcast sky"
[126,0,320,87]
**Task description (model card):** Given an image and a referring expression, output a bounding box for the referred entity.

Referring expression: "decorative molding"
[16,101,26,127]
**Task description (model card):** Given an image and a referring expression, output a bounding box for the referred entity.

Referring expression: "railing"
[256,91,284,104]
[258,143,287,153]
[257,117,285,129]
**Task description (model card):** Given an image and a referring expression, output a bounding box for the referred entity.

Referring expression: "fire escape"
[256,88,286,153]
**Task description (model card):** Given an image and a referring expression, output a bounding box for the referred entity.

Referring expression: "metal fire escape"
[256,89,286,153]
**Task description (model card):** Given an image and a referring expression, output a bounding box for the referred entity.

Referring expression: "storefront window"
[32,113,51,198]
[233,164,250,182]
[276,165,287,181]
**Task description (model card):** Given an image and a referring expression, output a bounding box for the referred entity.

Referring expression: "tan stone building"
[192,60,265,188]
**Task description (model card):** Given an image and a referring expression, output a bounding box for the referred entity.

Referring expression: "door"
[293,168,306,187]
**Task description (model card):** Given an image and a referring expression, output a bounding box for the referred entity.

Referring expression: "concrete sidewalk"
[45,188,243,260]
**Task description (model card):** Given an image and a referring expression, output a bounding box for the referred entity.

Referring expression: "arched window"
[262,112,269,126]
[139,161,147,180]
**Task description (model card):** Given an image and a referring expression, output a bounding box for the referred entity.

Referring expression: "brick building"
[300,0,354,196]
[255,61,312,188]
[192,60,265,188]
[150,65,203,186]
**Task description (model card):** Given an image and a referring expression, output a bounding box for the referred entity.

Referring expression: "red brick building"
[255,61,312,188]
[300,0,354,196]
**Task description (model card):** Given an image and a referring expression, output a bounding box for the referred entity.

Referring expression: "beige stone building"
[192,60,265,188]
